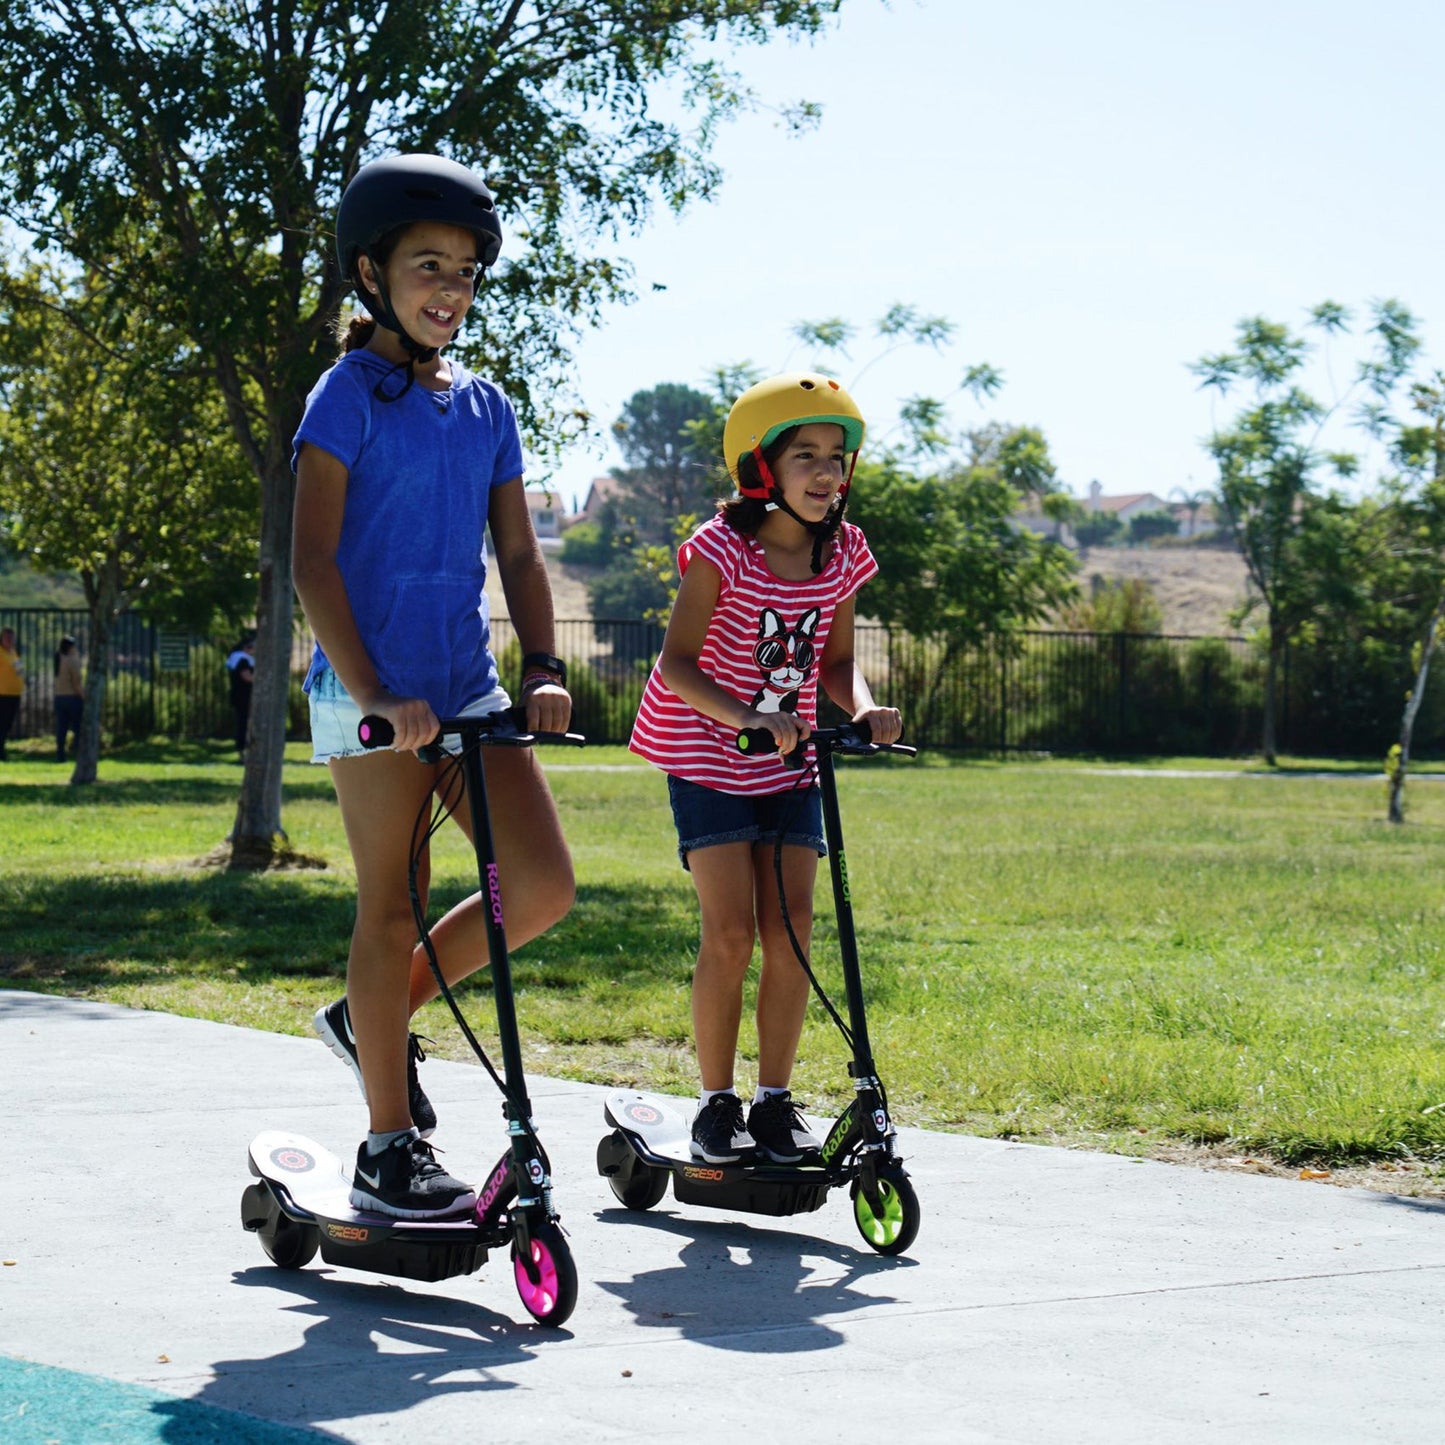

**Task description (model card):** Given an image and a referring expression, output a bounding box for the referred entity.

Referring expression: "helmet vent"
[799,379,815,389]
[403,186,445,200]
[472,195,496,212]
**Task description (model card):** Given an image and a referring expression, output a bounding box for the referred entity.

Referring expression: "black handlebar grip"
[735,727,779,755]
[358,715,394,749]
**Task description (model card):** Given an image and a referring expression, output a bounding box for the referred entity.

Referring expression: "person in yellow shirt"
[54,635,83,762]
[0,627,24,761]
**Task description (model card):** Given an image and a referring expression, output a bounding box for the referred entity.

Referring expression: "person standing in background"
[0,627,24,761]
[53,635,83,762]
[226,632,256,757]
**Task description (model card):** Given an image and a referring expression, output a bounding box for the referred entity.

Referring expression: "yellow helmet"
[723,373,866,497]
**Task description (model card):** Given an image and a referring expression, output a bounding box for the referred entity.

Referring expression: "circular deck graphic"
[623,1101,663,1127]
[270,1146,316,1173]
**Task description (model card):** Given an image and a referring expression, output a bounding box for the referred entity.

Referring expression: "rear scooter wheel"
[605,1136,670,1210]
[259,1211,320,1269]
[513,1221,578,1326]
[851,1171,920,1256]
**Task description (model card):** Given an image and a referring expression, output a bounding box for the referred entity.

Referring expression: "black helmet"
[336,152,503,304]
[335,154,503,386]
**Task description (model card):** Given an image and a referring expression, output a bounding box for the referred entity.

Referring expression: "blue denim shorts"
[307,665,511,763]
[667,774,826,870]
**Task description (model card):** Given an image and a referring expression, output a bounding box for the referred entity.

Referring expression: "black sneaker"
[747,1091,822,1164]
[314,998,438,1138]
[350,1134,476,1219]
[690,1093,755,1163]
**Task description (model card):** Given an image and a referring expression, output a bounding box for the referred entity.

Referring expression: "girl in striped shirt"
[630,373,901,1165]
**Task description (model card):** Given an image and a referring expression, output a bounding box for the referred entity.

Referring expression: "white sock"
[699,1087,737,1109]
[754,1086,790,1105]
[366,1126,418,1155]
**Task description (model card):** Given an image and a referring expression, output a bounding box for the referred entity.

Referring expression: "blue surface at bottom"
[0,1355,335,1445]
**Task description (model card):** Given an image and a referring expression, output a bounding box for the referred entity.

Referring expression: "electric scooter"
[596,722,923,1255]
[242,707,584,1326]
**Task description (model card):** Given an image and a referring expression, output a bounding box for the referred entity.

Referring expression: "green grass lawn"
[4,735,1445,1184]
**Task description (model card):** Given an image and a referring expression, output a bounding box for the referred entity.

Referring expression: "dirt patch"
[1141,1140,1445,1198]
[1076,544,1253,636]
[193,842,329,872]
[486,549,597,621]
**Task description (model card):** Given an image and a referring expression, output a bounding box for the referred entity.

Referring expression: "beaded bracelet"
[520,670,560,693]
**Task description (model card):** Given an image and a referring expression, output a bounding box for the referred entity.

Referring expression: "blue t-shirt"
[291,349,524,716]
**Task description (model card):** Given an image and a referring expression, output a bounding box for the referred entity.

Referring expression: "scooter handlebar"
[735,723,916,758]
[359,705,585,751]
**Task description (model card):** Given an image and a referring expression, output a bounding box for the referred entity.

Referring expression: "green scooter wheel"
[851,1171,920,1256]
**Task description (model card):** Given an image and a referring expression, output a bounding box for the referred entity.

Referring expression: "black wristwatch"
[521,652,567,686]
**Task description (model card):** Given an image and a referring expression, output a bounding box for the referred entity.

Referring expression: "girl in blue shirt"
[292,154,573,1219]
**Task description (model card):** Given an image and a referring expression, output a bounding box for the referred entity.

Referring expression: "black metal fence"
[2,606,1437,758]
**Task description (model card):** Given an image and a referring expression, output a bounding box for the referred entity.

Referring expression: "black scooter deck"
[601,1091,832,1217]
[245,1130,492,1282]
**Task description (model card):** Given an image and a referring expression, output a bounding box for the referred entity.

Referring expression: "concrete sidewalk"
[2,989,1441,1443]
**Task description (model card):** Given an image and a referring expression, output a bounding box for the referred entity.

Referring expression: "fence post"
[1115,631,1128,749]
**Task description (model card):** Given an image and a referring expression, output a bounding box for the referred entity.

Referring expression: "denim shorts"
[307,664,510,763]
[667,774,826,870]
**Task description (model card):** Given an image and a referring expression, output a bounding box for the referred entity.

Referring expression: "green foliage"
[1073,510,1124,548]
[558,519,611,567]
[588,549,676,624]
[1192,300,1426,760]
[580,378,727,628]
[0,266,258,633]
[605,382,725,547]
[852,442,1078,646]
[1061,578,1165,635]
[1125,509,1180,546]
[0,553,86,608]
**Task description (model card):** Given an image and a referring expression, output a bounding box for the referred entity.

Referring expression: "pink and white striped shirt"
[630,514,879,794]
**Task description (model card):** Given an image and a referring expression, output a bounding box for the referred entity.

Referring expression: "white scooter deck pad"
[603,1090,695,1164]
[247,1130,478,1230]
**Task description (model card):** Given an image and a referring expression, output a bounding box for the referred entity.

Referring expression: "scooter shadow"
[591,1205,916,1353]
[161,1265,562,1438]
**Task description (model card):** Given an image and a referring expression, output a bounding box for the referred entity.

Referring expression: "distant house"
[1086,480,1172,522]
[1084,481,1221,540]
[576,475,624,522]
[524,485,567,546]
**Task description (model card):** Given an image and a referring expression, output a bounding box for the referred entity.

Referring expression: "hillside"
[493,543,1255,640]
[1075,543,1253,636]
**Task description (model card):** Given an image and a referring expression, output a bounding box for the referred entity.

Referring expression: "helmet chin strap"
[362,257,439,402]
[748,447,851,574]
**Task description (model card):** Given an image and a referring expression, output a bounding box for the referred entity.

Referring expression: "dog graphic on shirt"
[751,607,820,714]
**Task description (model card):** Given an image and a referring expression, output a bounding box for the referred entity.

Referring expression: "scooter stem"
[458,732,534,1127]
[815,739,877,1079]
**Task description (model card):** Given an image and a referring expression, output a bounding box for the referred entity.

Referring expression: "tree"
[0,265,257,783]
[1191,301,1420,763]
[1171,485,1210,538]
[1383,376,1445,821]
[0,0,857,862]
[1074,510,1124,549]
[608,382,724,543]
[1126,509,1180,546]
[850,433,1078,737]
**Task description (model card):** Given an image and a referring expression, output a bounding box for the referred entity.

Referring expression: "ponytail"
[334,310,377,355]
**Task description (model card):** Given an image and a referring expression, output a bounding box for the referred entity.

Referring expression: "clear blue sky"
[531,0,1445,512]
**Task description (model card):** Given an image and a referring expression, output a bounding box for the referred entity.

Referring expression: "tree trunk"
[228,451,297,868]
[1387,590,1445,824]
[71,559,123,786]
[1261,628,1282,766]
